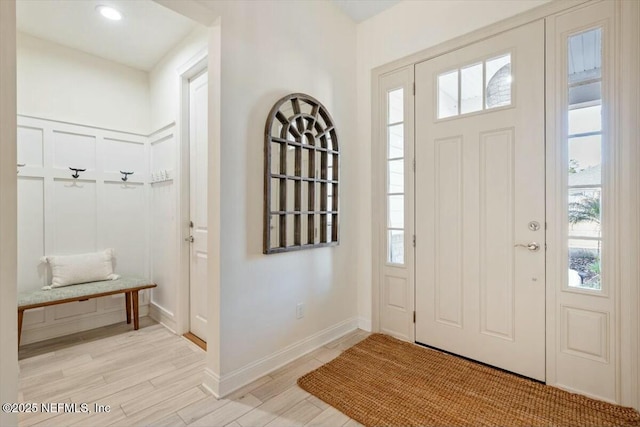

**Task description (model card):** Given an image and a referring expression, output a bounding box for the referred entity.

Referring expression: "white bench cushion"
[41,249,120,289]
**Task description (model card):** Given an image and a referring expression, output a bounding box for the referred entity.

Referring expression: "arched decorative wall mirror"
[264,93,340,254]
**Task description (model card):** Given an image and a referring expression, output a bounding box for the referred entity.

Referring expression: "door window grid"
[566,28,603,291]
[387,88,405,264]
[437,53,512,119]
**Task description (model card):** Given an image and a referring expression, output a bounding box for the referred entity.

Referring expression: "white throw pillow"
[41,249,120,290]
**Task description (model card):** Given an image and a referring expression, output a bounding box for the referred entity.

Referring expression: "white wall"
[148,124,179,329]
[17,32,150,134]
[146,27,208,332]
[0,1,18,425]
[355,0,551,326]
[194,0,359,380]
[150,27,209,131]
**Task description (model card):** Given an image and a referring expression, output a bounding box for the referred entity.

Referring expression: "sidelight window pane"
[388,124,404,158]
[438,70,459,118]
[388,159,404,194]
[568,105,601,135]
[388,89,404,124]
[388,230,405,264]
[568,134,601,178]
[568,239,601,290]
[568,188,601,238]
[566,27,603,292]
[388,195,404,229]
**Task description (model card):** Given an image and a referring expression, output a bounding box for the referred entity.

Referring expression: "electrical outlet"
[296,303,305,319]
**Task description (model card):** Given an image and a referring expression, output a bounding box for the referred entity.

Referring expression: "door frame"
[370,0,639,409]
[176,49,208,336]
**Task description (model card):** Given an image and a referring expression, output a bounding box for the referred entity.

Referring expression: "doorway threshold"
[183,332,206,351]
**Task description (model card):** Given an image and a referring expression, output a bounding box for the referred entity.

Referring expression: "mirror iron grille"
[264,93,340,254]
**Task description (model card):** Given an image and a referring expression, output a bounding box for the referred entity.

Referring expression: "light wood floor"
[18,318,369,427]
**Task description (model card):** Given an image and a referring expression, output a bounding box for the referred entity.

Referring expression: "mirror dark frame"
[264,93,340,254]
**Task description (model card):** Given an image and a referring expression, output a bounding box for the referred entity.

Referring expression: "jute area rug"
[298,334,640,427]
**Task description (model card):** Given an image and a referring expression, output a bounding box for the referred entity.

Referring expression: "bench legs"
[125,292,132,324]
[132,291,140,330]
[18,310,24,346]
[125,291,140,330]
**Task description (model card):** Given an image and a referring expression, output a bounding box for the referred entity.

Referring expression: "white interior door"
[415,21,545,380]
[189,70,208,342]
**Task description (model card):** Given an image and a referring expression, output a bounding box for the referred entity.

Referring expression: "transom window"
[437,53,512,119]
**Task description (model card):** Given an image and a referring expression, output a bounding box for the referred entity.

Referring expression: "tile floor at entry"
[18,319,369,427]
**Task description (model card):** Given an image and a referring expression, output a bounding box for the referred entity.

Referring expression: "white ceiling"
[331,0,401,23]
[16,0,199,71]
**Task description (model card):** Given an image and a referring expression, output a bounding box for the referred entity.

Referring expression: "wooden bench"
[17,277,156,346]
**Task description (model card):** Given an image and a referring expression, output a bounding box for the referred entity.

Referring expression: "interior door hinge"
[412,82,415,96]
[413,311,416,323]
[412,235,416,247]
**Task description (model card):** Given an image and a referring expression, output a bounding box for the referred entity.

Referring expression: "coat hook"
[120,171,134,182]
[69,167,86,179]
[17,163,25,174]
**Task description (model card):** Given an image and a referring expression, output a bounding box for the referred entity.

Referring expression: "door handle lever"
[514,242,540,252]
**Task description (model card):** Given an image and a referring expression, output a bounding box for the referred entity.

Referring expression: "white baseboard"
[202,368,221,398]
[205,316,359,398]
[149,302,177,334]
[553,382,617,405]
[21,304,149,345]
[358,316,372,332]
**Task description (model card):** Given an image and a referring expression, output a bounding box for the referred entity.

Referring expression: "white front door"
[189,70,208,342]
[415,21,546,380]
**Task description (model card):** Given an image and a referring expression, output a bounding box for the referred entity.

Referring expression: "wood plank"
[187,394,262,427]
[263,399,322,427]
[69,406,127,427]
[18,398,72,427]
[251,358,322,402]
[145,413,187,427]
[306,395,330,411]
[115,387,208,427]
[305,406,350,427]
[236,385,309,427]
[176,395,230,426]
[17,320,361,427]
[225,375,273,401]
[121,371,206,416]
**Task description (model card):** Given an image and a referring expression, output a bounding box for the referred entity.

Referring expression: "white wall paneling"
[479,129,515,340]
[149,124,179,332]
[17,115,151,345]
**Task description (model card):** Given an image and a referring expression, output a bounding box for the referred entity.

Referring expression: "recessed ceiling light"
[96,5,122,21]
